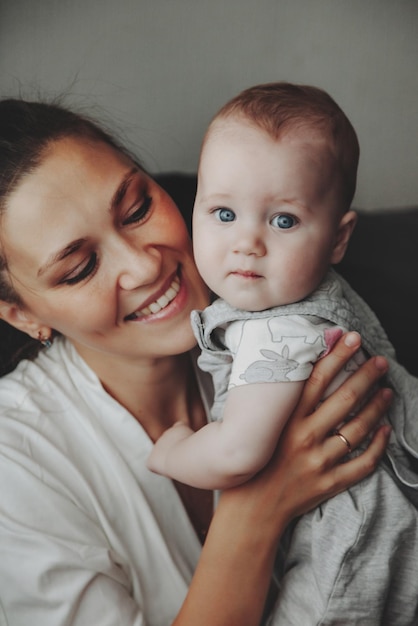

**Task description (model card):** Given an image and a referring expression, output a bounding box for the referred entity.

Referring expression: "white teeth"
[129,276,180,319]
[149,301,162,313]
[157,294,170,308]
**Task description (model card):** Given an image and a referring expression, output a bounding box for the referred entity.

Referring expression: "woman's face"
[2,137,208,364]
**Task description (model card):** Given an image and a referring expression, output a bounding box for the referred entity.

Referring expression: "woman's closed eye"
[59,253,98,285]
[122,195,153,226]
[56,195,153,286]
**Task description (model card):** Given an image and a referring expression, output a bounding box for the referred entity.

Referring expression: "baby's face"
[192,118,345,311]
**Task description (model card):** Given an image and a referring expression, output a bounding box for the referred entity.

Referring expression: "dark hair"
[205,82,360,211]
[0,98,137,374]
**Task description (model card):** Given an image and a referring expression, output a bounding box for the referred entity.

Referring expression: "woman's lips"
[124,274,181,320]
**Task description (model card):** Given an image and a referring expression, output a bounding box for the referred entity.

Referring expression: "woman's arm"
[174,332,392,626]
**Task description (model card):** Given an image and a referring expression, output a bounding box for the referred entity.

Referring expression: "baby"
[148,82,364,488]
[148,83,418,624]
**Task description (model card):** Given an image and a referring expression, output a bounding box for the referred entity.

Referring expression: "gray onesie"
[191,269,418,625]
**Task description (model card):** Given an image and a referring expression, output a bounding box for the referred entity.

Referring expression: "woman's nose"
[115,238,161,291]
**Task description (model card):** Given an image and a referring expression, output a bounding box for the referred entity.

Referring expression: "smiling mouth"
[125,275,181,320]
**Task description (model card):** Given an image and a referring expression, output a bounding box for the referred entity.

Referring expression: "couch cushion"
[338,208,418,376]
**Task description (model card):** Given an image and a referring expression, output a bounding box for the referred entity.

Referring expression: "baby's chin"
[216,295,282,312]
[215,288,312,312]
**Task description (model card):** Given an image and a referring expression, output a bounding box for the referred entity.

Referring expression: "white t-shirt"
[0,337,210,626]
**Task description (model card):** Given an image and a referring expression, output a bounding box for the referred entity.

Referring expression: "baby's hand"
[147,422,194,475]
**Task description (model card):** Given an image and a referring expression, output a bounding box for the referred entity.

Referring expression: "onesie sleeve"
[225,315,332,388]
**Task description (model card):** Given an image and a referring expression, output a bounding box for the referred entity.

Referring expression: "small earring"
[37,330,52,349]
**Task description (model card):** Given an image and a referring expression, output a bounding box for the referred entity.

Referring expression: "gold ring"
[332,429,352,454]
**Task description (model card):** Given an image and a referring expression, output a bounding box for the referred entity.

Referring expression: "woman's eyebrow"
[110,167,139,214]
[37,239,86,277]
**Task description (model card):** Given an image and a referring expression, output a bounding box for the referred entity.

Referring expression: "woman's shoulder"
[0,337,99,430]
[0,336,139,499]
[0,336,148,458]
[2,335,75,386]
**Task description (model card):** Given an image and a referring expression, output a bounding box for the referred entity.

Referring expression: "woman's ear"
[330,210,357,264]
[0,300,50,341]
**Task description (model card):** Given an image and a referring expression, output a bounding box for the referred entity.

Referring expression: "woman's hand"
[240,331,392,525]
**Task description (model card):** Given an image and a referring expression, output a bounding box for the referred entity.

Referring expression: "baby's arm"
[147,379,304,489]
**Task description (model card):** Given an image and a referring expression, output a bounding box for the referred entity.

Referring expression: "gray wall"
[1,0,417,210]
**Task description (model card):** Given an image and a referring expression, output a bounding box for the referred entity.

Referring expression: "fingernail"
[382,424,392,438]
[381,387,393,401]
[375,356,389,371]
[344,331,361,347]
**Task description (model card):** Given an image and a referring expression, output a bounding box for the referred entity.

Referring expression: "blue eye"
[215,208,236,223]
[271,214,297,229]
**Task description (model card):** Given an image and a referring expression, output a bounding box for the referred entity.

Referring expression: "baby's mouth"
[232,270,262,278]
[125,275,181,320]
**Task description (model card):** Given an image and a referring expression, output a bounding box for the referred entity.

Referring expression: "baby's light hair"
[205,82,360,211]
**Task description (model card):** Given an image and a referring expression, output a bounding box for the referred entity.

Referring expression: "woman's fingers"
[313,355,389,438]
[285,388,392,517]
[293,331,390,443]
[297,423,392,516]
[294,332,363,418]
[324,422,392,496]
[326,386,393,460]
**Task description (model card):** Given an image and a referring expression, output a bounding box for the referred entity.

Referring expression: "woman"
[0,99,391,626]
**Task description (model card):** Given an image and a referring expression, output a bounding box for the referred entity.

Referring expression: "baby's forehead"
[207,114,332,148]
[203,116,336,175]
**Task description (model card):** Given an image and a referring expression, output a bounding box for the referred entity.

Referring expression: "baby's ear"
[330,210,357,264]
[0,300,49,341]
